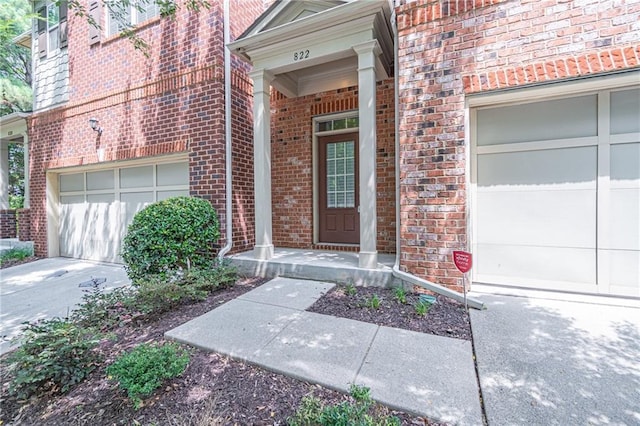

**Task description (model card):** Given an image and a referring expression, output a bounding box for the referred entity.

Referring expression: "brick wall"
[0,210,17,239]
[17,208,30,241]
[396,0,640,291]
[27,0,266,258]
[270,80,396,253]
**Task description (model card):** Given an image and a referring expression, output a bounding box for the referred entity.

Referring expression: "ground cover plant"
[0,246,37,269]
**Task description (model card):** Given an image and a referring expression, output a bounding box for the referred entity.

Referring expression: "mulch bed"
[308,285,472,340]
[0,276,453,425]
[0,256,40,269]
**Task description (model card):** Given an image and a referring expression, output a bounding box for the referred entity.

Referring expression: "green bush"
[6,318,101,399]
[287,385,400,426]
[106,342,190,408]
[122,196,220,281]
[71,286,144,331]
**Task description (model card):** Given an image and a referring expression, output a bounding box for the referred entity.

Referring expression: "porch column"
[249,69,275,260]
[0,143,8,209]
[23,135,29,208]
[353,41,380,269]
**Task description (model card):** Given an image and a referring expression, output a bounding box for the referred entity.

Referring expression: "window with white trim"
[36,1,67,58]
[107,0,161,37]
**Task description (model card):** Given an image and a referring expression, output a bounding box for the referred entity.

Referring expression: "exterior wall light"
[89,118,103,135]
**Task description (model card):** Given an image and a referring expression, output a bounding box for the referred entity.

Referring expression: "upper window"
[47,3,59,52]
[107,1,161,37]
[37,1,67,58]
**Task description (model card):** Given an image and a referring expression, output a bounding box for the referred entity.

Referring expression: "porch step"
[229,248,400,288]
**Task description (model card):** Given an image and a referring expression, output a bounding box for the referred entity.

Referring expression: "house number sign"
[293,50,310,61]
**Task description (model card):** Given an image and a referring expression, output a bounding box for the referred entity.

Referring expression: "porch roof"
[228,0,393,98]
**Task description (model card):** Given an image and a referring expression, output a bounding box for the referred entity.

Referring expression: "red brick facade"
[0,210,17,239]
[27,0,265,257]
[396,0,640,291]
[25,0,638,291]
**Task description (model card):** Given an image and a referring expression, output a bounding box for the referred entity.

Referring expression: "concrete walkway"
[0,257,130,354]
[470,286,640,425]
[166,277,483,425]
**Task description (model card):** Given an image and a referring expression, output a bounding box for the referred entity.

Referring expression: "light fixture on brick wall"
[89,118,103,135]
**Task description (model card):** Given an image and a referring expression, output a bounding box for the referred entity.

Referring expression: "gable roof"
[239,0,350,40]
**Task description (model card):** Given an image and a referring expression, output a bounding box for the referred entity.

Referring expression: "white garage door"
[473,86,640,297]
[59,161,189,263]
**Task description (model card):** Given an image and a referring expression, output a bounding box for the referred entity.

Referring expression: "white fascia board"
[0,112,30,140]
[229,0,388,63]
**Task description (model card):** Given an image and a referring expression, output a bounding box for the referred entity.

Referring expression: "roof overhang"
[229,0,393,98]
[0,112,30,143]
[12,31,32,49]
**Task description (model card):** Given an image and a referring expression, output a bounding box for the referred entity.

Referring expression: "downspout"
[218,0,233,258]
[389,6,484,310]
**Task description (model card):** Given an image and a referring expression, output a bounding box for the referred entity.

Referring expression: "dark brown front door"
[319,133,359,244]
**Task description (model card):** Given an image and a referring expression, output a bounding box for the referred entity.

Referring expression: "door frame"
[312,111,359,245]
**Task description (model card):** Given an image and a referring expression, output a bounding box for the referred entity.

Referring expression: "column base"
[254,244,274,260]
[358,250,378,269]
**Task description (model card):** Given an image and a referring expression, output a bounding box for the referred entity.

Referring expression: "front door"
[319,133,359,244]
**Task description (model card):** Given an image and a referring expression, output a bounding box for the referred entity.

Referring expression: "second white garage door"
[472,85,640,297]
[58,161,189,263]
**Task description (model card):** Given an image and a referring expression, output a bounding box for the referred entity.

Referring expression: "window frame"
[106,0,161,38]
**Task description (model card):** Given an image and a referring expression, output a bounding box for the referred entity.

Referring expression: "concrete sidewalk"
[166,277,483,425]
[470,286,640,425]
[0,257,130,354]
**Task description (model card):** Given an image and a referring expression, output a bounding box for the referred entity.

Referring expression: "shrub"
[106,342,190,408]
[6,318,101,399]
[71,286,144,331]
[134,260,238,313]
[287,385,400,426]
[122,196,220,281]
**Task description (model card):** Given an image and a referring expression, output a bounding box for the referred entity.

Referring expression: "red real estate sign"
[453,251,472,274]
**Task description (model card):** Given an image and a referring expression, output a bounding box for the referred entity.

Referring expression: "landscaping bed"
[0,276,451,425]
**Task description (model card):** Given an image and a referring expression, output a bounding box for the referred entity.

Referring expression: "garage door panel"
[158,190,189,201]
[476,244,597,286]
[59,161,188,264]
[610,88,640,135]
[609,189,640,250]
[611,143,640,183]
[477,94,597,146]
[478,147,597,188]
[477,190,596,248]
[608,250,640,295]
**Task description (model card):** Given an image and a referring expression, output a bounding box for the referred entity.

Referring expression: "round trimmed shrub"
[122,196,220,281]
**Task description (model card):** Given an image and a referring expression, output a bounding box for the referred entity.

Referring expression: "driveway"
[0,257,130,355]
[470,286,640,425]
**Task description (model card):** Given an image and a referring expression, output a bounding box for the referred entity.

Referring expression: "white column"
[249,69,275,260]
[23,135,29,209]
[0,143,8,210]
[353,41,380,269]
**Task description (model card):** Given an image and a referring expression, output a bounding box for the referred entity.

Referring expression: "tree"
[0,0,32,115]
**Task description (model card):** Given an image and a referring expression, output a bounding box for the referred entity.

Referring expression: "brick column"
[0,209,17,238]
[17,208,30,241]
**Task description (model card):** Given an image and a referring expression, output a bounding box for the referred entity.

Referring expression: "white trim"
[50,152,188,174]
[597,90,611,293]
[610,133,640,144]
[312,111,359,245]
[476,136,598,155]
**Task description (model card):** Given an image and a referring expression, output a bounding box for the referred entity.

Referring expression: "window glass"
[120,166,153,188]
[60,173,84,192]
[47,3,59,51]
[87,170,115,190]
[107,0,160,36]
[326,141,355,208]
